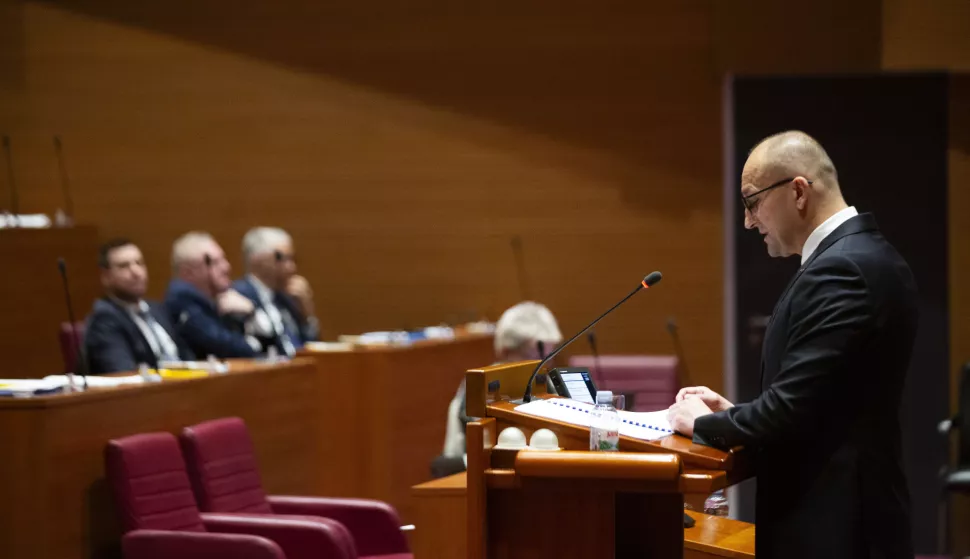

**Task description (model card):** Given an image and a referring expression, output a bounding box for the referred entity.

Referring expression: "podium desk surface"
[486,398,744,473]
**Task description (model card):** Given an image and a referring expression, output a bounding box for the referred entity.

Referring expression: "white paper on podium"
[514,399,674,441]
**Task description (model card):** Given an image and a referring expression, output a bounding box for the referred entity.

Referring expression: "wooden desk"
[409,472,754,559]
[0,359,325,559]
[300,332,495,524]
[0,226,101,378]
[412,473,468,559]
[463,361,755,558]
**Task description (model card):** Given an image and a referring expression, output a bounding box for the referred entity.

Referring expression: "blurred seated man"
[233,227,319,357]
[165,231,263,359]
[85,239,195,374]
[430,301,563,478]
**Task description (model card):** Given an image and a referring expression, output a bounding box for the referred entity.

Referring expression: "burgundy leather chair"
[59,321,85,373]
[105,432,357,559]
[180,417,412,559]
[568,355,680,412]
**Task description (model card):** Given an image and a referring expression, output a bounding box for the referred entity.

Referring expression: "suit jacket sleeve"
[174,299,259,359]
[694,255,873,449]
[85,312,138,374]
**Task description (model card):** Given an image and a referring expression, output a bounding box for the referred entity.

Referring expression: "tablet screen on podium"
[549,368,597,404]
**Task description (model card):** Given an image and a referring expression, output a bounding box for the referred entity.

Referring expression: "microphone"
[203,253,220,298]
[519,271,662,403]
[587,329,602,380]
[510,235,531,301]
[666,317,691,387]
[53,135,75,223]
[57,258,88,390]
[3,135,18,214]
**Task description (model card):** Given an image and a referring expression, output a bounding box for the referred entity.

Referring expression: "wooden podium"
[463,361,754,559]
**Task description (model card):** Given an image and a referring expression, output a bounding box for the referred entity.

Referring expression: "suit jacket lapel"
[758,213,879,388]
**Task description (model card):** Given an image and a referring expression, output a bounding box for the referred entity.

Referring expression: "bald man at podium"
[668,131,918,559]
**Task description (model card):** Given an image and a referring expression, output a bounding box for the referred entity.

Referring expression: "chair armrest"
[202,513,355,559]
[122,529,285,559]
[268,495,409,556]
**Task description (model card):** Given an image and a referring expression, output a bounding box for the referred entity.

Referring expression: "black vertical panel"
[731,73,949,553]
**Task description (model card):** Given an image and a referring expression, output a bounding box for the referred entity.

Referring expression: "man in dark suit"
[164,232,262,359]
[232,227,319,357]
[667,131,918,559]
[85,239,195,374]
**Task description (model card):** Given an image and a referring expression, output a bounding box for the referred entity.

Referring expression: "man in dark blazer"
[85,239,195,374]
[165,232,261,359]
[233,227,320,357]
[667,131,918,559]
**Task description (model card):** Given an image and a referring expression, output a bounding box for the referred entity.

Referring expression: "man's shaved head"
[747,130,839,189]
[740,130,849,259]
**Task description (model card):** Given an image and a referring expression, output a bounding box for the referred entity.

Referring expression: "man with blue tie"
[233,227,319,357]
[85,239,195,373]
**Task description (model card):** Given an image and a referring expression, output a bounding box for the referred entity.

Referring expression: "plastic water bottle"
[589,390,620,452]
[704,489,729,517]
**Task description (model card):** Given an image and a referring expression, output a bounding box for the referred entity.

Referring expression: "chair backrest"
[59,321,85,374]
[180,417,273,514]
[104,432,206,533]
[567,355,680,412]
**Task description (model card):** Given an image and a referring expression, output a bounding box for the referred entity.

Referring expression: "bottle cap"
[596,390,614,404]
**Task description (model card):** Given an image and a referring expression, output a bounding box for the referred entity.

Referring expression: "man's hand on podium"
[674,386,734,412]
[667,387,733,437]
[666,397,713,437]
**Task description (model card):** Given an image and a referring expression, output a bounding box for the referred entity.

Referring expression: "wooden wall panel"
[882,0,970,71]
[2,1,726,387]
[0,227,101,377]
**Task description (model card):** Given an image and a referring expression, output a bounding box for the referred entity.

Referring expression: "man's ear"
[793,177,811,211]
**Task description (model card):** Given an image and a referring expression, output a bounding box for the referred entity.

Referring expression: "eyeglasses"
[741,177,813,213]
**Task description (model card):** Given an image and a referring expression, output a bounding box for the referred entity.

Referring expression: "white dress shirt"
[801,206,859,265]
[248,275,296,357]
[121,299,180,361]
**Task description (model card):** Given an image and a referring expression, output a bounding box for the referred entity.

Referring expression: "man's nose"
[744,209,757,230]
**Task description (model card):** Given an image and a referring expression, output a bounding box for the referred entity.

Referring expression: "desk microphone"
[57,258,88,390]
[3,135,18,214]
[510,235,531,301]
[203,253,219,298]
[53,136,75,222]
[666,317,691,387]
[587,329,602,380]
[519,271,663,403]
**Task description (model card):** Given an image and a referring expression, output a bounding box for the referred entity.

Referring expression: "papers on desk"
[44,374,145,388]
[0,378,65,397]
[304,341,354,352]
[514,399,675,442]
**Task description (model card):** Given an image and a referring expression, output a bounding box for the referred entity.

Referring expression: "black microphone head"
[274,249,284,263]
[536,340,546,359]
[666,317,677,333]
[642,271,663,288]
[53,135,62,149]
[2,135,9,148]
[203,254,213,267]
[57,257,67,274]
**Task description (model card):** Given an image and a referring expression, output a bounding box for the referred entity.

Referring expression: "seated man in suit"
[232,227,319,357]
[165,231,263,359]
[430,301,563,478]
[85,239,195,374]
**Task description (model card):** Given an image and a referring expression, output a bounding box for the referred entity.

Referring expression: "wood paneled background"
[0,0,967,399]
